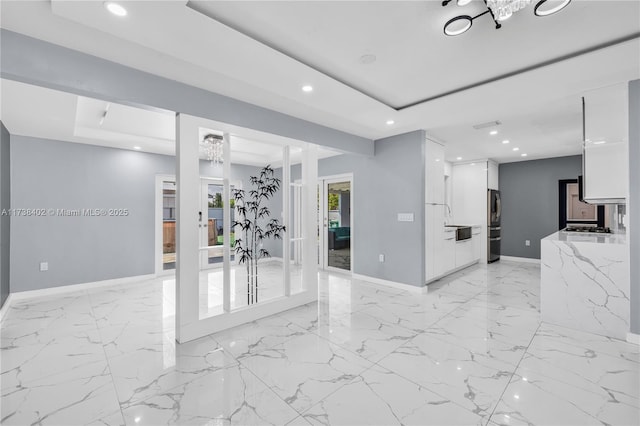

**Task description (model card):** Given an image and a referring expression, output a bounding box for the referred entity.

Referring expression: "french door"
[318,175,353,272]
[156,176,236,274]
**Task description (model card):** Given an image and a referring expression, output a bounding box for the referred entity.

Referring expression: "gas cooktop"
[564,226,611,234]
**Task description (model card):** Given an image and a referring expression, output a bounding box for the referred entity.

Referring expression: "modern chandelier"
[202,133,224,165]
[442,0,571,36]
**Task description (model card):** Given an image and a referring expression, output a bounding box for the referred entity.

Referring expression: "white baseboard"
[627,332,640,346]
[500,256,541,264]
[352,273,425,293]
[9,273,156,302]
[0,293,14,321]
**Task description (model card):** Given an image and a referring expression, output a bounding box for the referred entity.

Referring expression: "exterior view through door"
[319,177,352,271]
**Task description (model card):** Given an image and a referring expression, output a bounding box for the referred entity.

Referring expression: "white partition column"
[175,113,200,343]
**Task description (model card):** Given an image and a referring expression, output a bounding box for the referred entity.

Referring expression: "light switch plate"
[40,262,48,272]
[397,213,414,222]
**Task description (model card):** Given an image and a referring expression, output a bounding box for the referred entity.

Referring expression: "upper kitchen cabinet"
[425,139,445,204]
[488,161,499,190]
[583,83,629,204]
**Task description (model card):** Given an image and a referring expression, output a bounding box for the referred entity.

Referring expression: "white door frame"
[155,174,177,277]
[318,173,354,273]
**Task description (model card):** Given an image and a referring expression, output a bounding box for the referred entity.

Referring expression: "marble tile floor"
[1,261,638,425]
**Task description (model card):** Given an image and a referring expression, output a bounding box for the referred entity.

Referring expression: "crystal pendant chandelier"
[486,0,532,21]
[202,134,224,165]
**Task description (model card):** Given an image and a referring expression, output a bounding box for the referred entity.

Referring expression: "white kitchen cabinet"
[583,82,628,203]
[426,204,445,281]
[488,161,499,191]
[471,227,481,261]
[452,162,488,262]
[425,139,446,283]
[455,239,473,267]
[443,233,456,273]
[425,140,445,204]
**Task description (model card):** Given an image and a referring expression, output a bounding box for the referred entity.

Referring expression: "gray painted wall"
[293,130,426,286]
[10,136,281,292]
[629,79,639,335]
[499,155,582,259]
[0,29,373,156]
[0,121,10,307]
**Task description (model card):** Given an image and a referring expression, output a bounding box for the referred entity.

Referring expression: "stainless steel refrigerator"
[488,189,501,263]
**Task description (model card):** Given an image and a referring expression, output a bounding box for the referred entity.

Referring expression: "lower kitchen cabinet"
[455,239,473,267]
[443,233,456,272]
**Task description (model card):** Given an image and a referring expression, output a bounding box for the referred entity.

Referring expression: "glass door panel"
[326,180,351,271]
[162,180,177,271]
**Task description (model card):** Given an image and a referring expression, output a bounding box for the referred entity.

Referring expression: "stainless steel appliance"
[446,225,472,241]
[564,226,611,233]
[488,189,501,263]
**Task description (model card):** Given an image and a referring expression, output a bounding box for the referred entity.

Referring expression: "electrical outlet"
[525,240,531,247]
[379,254,385,262]
[40,262,48,272]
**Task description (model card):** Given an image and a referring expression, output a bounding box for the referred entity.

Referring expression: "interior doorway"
[318,175,353,272]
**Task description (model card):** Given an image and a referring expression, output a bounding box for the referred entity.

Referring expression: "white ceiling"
[0,79,340,166]
[1,0,639,164]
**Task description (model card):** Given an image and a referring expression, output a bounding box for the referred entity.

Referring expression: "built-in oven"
[455,226,472,241]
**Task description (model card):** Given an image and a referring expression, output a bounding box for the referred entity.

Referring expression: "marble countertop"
[542,230,627,245]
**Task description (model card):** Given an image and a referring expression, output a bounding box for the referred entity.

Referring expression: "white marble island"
[541,231,630,340]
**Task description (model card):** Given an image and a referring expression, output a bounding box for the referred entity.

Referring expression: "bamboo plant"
[232,165,286,305]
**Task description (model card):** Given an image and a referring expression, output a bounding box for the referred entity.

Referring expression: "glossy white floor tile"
[2,261,639,425]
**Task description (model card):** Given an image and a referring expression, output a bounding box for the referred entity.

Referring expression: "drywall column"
[175,113,200,343]
[0,121,10,308]
[302,144,319,291]
[629,79,640,336]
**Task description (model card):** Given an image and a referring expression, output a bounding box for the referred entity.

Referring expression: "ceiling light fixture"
[534,0,571,16]
[521,153,528,157]
[490,130,498,135]
[442,0,570,35]
[502,140,510,144]
[593,140,607,145]
[133,146,141,150]
[456,156,463,160]
[513,147,520,151]
[202,134,224,165]
[488,0,532,21]
[104,1,127,17]
[386,120,395,125]
[98,103,111,126]
[359,54,377,64]
[301,85,313,92]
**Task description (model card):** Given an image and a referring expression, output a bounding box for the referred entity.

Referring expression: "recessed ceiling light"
[513,147,520,151]
[521,153,528,157]
[593,140,606,145]
[534,0,571,17]
[435,159,440,162]
[359,54,377,64]
[133,146,142,150]
[502,140,510,144]
[104,1,127,17]
[302,85,313,92]
[386,120,395,125]
[490,130,498,135]
[456,156,462,160]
